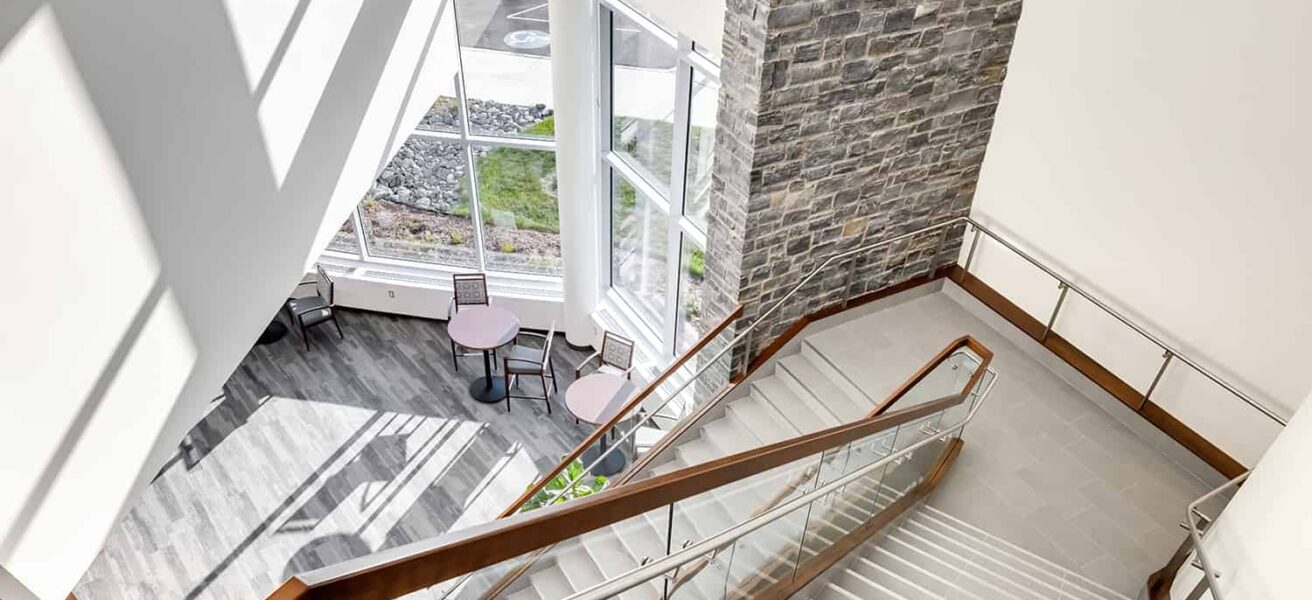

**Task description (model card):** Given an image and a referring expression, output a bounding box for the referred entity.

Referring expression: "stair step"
[726,396,800,443]
[526,567,573,599]
[845,555,946,600]
[901,517,1096,600]
[701,413,766,456]
[578,532,663,600]
[754,376,840,432]
[915,506,1130,599]
[866,547,988,600]
[801,341,877,408]
[554,541,605,592]
[883,530,1049,600]
[779,354,871,421]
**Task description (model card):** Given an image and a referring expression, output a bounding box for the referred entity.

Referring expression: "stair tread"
[726,396,800,443]
[779,354,871,421]
[883,530,1052,600]
[914,507,1130,599]
[754,377,839,432]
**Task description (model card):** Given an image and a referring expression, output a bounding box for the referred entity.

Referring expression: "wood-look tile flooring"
[74,309,596,600]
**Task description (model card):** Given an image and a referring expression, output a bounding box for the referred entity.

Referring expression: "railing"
[267,338,993,600]
[1151,472,1247,600]
[958,219,1287,427]
[497,304,743,518]
[561,367,998,600]
[463,336,990,600]
[269,214,1283,598]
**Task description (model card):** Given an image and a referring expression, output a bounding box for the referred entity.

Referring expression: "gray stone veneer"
[704,0,1022,370]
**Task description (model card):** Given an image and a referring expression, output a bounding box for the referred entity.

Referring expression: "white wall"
[967,0,1312,465]
[0,0,453,597]
[1180,390,1312,599]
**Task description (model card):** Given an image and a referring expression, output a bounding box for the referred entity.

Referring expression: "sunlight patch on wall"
[0,2,161,566]
[225,0,364,186]
[7,289,196,600]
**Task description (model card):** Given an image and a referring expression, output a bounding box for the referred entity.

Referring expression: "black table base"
[581,436,627,477]
[469,376,508,404]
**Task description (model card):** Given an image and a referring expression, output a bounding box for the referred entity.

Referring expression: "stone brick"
[705,0,1022,370]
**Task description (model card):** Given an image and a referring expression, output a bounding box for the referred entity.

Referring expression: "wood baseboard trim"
[743,266,955,376]
[947,266,1244,478]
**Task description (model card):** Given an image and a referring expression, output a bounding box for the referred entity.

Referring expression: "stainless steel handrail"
[561,368,998,600]
[540,218,979,506]
[549,216,1284,509]
[962,219,1287,426]
[1184,471,1249,600]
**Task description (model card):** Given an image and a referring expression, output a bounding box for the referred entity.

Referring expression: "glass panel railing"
[552,384,993,600]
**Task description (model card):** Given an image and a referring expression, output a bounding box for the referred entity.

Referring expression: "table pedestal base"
[582,438,627,477]
[469,377,507,404]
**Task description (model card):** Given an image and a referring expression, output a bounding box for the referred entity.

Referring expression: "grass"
[453,117,560,233]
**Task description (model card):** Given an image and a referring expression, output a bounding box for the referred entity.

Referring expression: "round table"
[566,373,636,476]
[448,305,520,403]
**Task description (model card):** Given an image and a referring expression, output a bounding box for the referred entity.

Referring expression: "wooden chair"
[284,265,344,351]
[503,322,559,414]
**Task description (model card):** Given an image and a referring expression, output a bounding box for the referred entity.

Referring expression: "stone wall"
[705,0,1022,370]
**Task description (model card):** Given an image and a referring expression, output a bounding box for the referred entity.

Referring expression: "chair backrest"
[315,265,335,306]
[452,273,489,311]
[600,331,634,371]
[539,322,557,370]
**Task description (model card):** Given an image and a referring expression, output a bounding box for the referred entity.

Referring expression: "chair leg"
[451,341,458,372]
[505,373,512,412]
[333,315,344,339]
[549,359,558,393]
[541,375,550,414]
[300,317,310,352]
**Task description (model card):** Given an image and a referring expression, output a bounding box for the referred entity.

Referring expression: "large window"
[324,0,560,277]
[602,1,720,357]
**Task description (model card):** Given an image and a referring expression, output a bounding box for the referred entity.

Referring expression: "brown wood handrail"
[268,392,973,600]
[494,304,744,519]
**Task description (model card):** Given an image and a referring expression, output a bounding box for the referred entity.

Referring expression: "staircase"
[802,504,1132,600]
[497,450,919,600]
[645,342,876,478]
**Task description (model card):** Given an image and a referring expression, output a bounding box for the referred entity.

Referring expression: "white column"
[551,0,600,347]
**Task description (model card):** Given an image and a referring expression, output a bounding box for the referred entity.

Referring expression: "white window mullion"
[660,40,695,358]
[597,5,616,296]
[351,205,368,260]
[452,72,487,272]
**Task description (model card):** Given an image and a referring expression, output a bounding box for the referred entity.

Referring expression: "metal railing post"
[1144,350,1174,404]
[1041,283,1069,341]
[841,256,858,308]
[962,226,982,275]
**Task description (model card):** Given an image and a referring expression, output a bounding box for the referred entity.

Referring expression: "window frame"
[324,1,562,281]
[597,0,720,359]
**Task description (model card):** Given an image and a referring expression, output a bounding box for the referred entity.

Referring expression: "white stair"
[495,333,948,600]
[801,504,1132,600]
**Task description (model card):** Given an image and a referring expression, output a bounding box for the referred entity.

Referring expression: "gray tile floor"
[804,284,1218,595]
[74,309,597,600]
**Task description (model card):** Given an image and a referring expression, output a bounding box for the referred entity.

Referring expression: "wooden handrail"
[660,334,992,596]
[268,393,972,600]
[484,334,994,600]
[494,304,744,519]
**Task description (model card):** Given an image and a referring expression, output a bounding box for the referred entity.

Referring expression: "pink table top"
[447,306,519,350]
[566,373,636,426]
